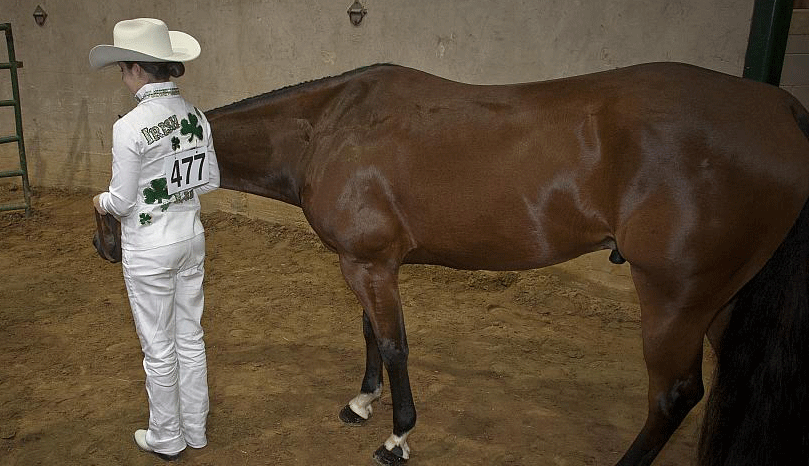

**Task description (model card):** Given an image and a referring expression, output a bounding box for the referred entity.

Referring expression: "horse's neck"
[212,104,312,207]
[226,163,305,207]
[211,71,373,206]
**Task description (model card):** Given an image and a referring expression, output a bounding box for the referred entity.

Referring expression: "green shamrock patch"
[180,112,203,143]
[171,136,180,151]
[143,177,170,205]
[139,213,152,225]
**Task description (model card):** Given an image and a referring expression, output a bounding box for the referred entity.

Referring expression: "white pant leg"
[174,234,209,448]
[122,234,209,454]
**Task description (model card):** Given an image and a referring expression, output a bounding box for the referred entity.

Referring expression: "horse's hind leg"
[339,256,415,465]
[617,266,713,466]
[339,310,385,425]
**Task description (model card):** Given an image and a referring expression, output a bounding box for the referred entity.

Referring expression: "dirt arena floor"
[0,187,714,466]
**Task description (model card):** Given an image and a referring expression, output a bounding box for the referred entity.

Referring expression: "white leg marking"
[383,431,410,459]
[348,385,382,420]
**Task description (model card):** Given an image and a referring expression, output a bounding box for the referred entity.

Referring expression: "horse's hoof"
[339,404,368,426]
[372,445,407,466]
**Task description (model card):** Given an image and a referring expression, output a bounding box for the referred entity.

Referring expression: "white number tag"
[163,147,209,196]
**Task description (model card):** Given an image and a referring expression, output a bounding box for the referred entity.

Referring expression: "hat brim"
[89,31,200,69]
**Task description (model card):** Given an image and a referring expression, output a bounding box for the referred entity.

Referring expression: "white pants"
[122,233,209,455]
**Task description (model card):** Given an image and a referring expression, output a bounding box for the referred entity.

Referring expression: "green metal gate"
[744,0,794,85]
[0,23,31,216]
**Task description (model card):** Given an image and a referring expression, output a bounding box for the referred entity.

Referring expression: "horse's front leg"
[339,310,384,425]
[339,256,415,465]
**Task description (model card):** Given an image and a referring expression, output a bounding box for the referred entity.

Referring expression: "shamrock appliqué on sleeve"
[180,111,203,143]
[139,213,152,225]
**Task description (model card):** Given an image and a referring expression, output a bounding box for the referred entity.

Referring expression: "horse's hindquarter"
[600,64,809,313]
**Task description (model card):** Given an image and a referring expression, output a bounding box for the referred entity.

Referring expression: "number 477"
[170,153,206,189]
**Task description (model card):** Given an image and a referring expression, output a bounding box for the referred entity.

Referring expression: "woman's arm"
[98,119,142,217]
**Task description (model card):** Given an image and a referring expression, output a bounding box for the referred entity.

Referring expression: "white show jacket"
[99,82,220,250]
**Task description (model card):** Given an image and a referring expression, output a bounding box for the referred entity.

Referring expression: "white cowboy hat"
[89,18,200,69]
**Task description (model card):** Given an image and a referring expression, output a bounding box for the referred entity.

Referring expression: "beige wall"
[782,9,809,109]
[2,0,754,221]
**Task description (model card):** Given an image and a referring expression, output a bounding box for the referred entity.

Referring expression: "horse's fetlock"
[659,377,704,420]
[383,431,411,460]
[349,388,382,420]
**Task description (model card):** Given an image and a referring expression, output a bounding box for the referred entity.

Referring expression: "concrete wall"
[782,8,809,109]
[2,0,754,222]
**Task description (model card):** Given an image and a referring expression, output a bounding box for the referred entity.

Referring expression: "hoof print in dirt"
[372,445,407,466]
[339,404,368,426]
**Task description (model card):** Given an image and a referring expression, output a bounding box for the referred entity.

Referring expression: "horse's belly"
[403,217,605,271]
[400,182,612,270]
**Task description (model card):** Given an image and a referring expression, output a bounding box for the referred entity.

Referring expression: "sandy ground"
[0,187,713,465]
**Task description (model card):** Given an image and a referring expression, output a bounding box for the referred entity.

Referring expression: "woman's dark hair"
[123,61,185,80]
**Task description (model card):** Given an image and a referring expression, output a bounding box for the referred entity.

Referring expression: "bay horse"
[206,62,809,465]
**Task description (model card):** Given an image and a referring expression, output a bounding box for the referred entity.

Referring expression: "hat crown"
[113,18,173,58]
[89,17,200,69]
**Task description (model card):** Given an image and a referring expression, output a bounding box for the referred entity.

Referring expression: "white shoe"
[133,429,181,461]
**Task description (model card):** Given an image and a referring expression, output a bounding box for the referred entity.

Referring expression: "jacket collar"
[135,82,180,103]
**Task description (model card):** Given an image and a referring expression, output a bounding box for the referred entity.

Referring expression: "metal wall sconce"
[347,1,367,26]
[33,5,47,26]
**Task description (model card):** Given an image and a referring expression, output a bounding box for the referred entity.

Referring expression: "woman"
[89,18,219,461]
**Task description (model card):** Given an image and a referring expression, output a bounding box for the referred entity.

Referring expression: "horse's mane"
[208,63,394,114]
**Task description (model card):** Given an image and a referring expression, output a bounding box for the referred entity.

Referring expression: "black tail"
[698,194,809,465]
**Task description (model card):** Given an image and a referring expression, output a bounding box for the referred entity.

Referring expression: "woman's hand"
[93,194,108,215]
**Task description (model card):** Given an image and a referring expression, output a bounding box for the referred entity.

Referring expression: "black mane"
[207,63,394,114]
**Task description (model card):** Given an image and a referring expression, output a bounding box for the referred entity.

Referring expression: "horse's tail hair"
[698,192,809,465]
[790,99,809,141]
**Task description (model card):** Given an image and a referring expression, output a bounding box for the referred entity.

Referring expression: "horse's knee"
[377,338,408,366]
[363,312,375,340]
[361,312,384,392]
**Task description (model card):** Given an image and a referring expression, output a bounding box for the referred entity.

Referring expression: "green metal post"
[743,0,794,85]
[0,23,32,216]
